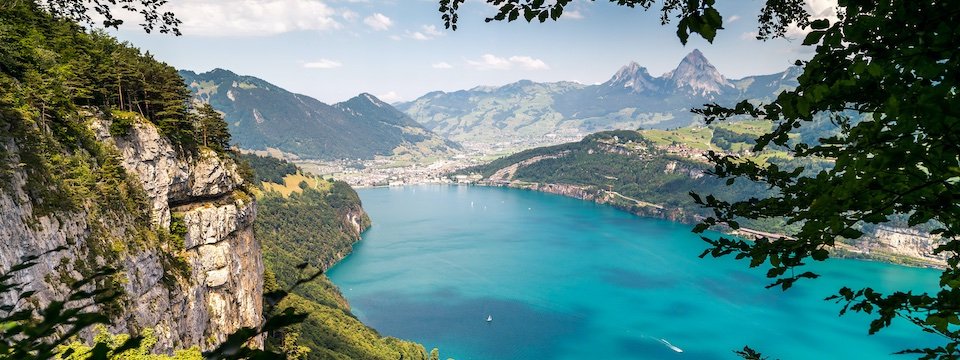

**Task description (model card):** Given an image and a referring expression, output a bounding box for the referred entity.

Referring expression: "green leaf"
[550,5,563,21]
[810,18,830,30]
[802,30,825,45]
[811,249,829,261]
[692,223,709,233]
[704,8,722,28]
[524,8,536,22]
[508,9,519,22]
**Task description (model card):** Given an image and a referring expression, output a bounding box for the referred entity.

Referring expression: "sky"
[111,0,836,104]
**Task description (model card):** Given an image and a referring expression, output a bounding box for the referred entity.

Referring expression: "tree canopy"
[447,0,960,358]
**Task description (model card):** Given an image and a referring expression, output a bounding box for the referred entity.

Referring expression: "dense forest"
[0,0,234,221]
[246,155,432,360]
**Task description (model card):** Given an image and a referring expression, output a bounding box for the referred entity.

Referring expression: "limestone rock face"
[0,143,87,308]
[858,227,947,266]
[1,116,263,352]
[89,119,189,229]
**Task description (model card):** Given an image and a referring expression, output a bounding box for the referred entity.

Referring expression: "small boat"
[658,338,683,353]
[486,315,493,322]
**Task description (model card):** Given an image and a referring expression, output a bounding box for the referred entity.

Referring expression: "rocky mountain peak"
[337,93,389,113]
[663,49,731,96]
[606,61,658,93]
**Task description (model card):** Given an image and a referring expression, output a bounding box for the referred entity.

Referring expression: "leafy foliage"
[58,327,202,359]
[456,1,960,357]
[440,0,808,44]
[1,1,199,151]
[681,1,960,357]
[32,0,181,34]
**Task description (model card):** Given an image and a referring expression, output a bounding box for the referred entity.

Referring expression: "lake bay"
[328,185,939,360]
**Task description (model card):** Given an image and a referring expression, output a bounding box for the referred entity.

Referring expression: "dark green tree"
[445,0,960,358]
[195,103,231,152]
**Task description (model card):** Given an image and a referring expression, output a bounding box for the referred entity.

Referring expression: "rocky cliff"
[0,113,262,352]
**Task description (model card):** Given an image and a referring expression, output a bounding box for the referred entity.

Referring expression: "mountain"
[179,69,460,160]
[663,49,733,95]
[397,50,802,147]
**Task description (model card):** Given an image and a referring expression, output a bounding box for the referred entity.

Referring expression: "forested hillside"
[460,129,783,230]
[181,69,461,161]
[0,1,264,356]
[242,154,432,360]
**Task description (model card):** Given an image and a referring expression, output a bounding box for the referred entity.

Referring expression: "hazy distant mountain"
[397,50,801,145]
[180,69,460,160]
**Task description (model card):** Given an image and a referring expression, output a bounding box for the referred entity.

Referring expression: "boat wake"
[658,338,683,353]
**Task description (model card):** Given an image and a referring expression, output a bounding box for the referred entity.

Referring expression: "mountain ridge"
[398,50,802,146]
[180,69,460,160]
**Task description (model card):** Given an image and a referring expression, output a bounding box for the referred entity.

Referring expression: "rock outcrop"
[845,226,947,267]
[0,115,262,352]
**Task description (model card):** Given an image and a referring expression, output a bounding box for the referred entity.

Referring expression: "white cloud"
[161,0,342,37]
[466,54,549,70]
[341,9,358,21]
[727,15,741,23]
[564,10,584,20]
[406,24,445,40]
[377,91,403,103]
[509,55,549,70]
[432,62,453,69]
[363,13,393,31]
[740,31,759,40]
[303,59,343,69]
[467,54,513,70]
[785,0,839,38]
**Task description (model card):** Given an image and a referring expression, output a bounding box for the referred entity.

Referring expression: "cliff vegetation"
[1,1,262,356]
[243,154,432,360]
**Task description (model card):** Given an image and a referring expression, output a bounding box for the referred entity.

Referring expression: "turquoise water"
[327,185,941,360]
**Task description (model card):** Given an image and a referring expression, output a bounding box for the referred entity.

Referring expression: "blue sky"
[112,0,832,104]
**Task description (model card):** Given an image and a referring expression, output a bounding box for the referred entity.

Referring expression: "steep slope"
[1,111,262,352]
[179,69,459,160]
[0,4,263,352]
[398,50,802,147]
[243,154,431,360]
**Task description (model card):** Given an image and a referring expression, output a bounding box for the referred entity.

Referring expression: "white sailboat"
[486,315,493,322]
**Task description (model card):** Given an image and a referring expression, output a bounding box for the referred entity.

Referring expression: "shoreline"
[455,180,945,270]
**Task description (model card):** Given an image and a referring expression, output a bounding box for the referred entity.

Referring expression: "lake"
[327,185,940,360]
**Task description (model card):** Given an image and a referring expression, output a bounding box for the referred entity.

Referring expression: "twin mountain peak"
[598,49,729,96]
[180,49,800,157]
